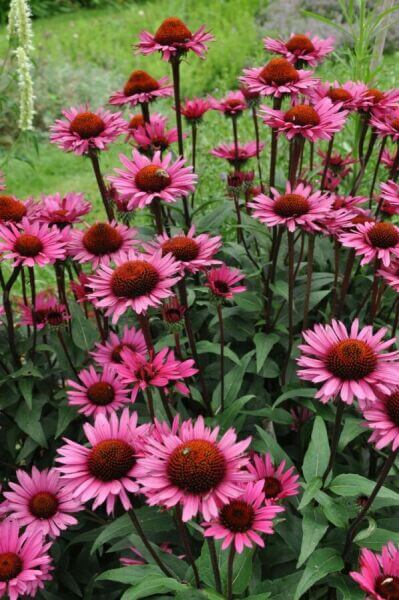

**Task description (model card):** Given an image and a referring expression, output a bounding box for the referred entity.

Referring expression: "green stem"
[226,545,236,600]
[343,448,399,563]
[128,508,174,578]
[322,400,345,487]
[217,303,225,412]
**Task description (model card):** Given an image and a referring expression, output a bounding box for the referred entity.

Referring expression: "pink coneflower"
[261,98,347,141]
[120,542,185,566]
[290,405,314,431]
[297,319,399,406]
[320,172,341,193]
[57,409,148,514]
[0,194,36,224]
[332,195,367,212]
[19,291,69,330]
[108,149,197,210]
[378,260,399,292]
[339,221,399,267]
[180,98,211,124]
[211,141,264,169]
[161,296,186,328]
[68,221,139,268]
[87,249,181,322]
[371,108,399,141]
[136,416,252,521]
[70,272,92,304]
[249,181,332,233]
[120,546,147,566]
[109,70,172,106]
[247,453,300,503]
[120,543,180,566]
[205,264,246,300]
[363,389,399,451]
[143,225,222,274]
[210,91,247,117]
[91,325,146,368]
[240,57,317,99]
[382,147,397,170]
[319,157,356,190]
[203,480,283,553]
[131,119,180,154]
[107,185,133,219]
[119,346,197,401]
[318,149,357,176]
[0,218,67,267]
[239,83,261,107]
[228,170,256,192]
[38,192,91,228]
[264,33,334,66]
[380,180,399,213]
[350,543,399,599]
[0,519,52,600]
[3,467,81,538]
[312,81,370,111]
[126,112,167,137]
[50,105,126,155]
[319,207,363,237]
[365,87,399,117]
[137,16,214,61]
[67,364,132,417]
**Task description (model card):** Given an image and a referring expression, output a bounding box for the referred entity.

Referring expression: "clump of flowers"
[4,15,399,600]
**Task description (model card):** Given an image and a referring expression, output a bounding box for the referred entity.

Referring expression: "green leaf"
[176,590,220,600]
[195,202,232,233]
[196,340,240,365]
[11,361,42,379]
[234,291,263,313]
[15,398,47,447]
[198,542,253,595]
[212,351,254,408]
[55,404,77,438]
[198,590,225,600]
[255,426,294,468]
[97,565,162,584]
[356,528,399,551]
[92,514,131,554]
[219,395,254,429]
[70,302,98,351]
[276,512,302,556]
[18,378,33,409]
[301,9,349,35]
[256,572,303,600]
[294,548,344,599]
[121,575,188,600]
[297,506,328,568]
[298,477,322,510]
[302,417,329,482]
[338,417,365,451]
[273,387,316,408]
[271,280,288,301]
[327,574,364,600]
[253,332,279,373]
[243,406,293,425]
[354,517,376,543]
[92,509,173,554]
[315,491,353,528]
[221,547,254,595]
[329,474,399,509]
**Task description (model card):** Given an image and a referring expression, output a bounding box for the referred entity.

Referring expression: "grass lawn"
[2,0,399,217]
